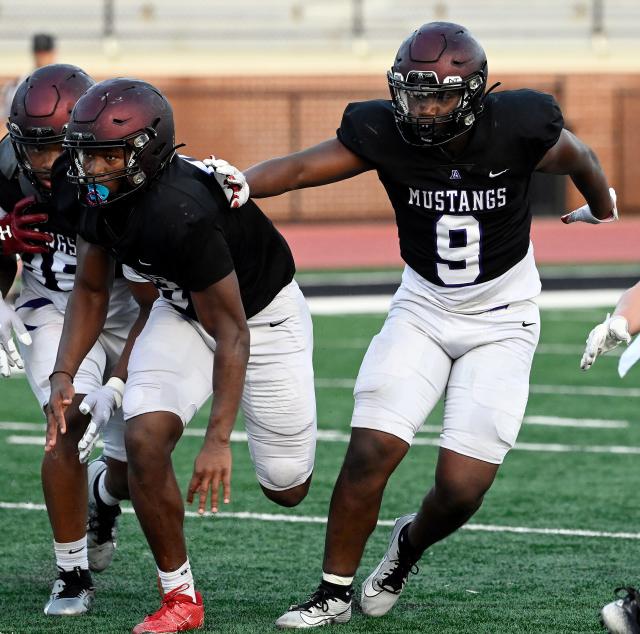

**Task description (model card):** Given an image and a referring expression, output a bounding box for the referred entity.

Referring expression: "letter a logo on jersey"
[450,169,462,180]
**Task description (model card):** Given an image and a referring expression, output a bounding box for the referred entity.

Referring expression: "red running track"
[278,218,640,269]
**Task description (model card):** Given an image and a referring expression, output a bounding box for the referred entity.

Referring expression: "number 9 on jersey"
[436,215,481,286]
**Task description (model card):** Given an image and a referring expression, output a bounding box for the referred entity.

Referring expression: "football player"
[580,285,640,634]
[237,22,618,628]
[46,77,317,633]
[0,64,161,616]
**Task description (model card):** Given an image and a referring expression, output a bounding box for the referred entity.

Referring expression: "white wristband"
[106,376,126,408]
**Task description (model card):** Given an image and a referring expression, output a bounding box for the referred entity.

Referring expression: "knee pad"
[259,458,311,491]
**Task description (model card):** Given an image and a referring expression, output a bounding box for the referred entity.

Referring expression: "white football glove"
[203,155,249,208]
[77,377,125,463]
[0,291,31,377]
[561,187,618,224]
[580,313,631,371]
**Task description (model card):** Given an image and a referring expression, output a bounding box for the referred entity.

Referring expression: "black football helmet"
[8,64,94,194]
[63,78,176,207]
[388,22,488,146]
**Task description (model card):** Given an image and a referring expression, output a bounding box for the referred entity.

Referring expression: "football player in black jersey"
[46,78,317,633]
[0,64,163,617]
[0,64,162,616]
[238,22,618,628]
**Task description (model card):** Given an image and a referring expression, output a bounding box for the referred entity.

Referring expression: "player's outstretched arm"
[186,271,250,515]
[46,237,115,452]
[244,137,372,198]
[77,280,158,463]
[536,129,616,223]
[611,282,640,336]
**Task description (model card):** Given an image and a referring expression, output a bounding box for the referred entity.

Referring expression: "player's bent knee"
[124,420,162,468]
[261,476,312,507]
[269,460,308,488]
[342,429,408,480]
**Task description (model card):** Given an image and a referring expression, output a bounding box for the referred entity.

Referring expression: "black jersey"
[0,137,80,291]
[77,156,295,321]
[337,90,563,288]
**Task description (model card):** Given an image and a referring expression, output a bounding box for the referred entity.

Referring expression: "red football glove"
[0,196,52,256]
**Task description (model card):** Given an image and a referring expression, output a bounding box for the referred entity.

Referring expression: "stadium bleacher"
[0,0,638,49]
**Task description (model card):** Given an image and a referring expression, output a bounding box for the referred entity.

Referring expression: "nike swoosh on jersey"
[489,169,509,178]
[522,321,536,327]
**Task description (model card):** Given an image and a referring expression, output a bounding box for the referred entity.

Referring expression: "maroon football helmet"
[63,78,175,207]
[388,22,488,146]
[8,64,94,193]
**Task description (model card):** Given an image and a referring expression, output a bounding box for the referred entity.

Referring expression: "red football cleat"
[132,584,204,633]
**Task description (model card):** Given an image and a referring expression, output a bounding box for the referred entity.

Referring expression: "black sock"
[319,579,353,602]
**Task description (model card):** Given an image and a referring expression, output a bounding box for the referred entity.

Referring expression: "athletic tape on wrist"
[106,376,126,408]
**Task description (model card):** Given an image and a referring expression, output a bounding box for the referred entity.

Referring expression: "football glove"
[0,292,31,377]
[78,377,125,463]
[561,187,618,224]
[0,196,52,256]
[580,313,631,371]
[203,155,249,208]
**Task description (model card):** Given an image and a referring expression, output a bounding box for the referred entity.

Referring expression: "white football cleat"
[601,587,640,633]
[87,458,121,572]
[43,567,94,616]
[360,513,418,617]
[275,583,352,629]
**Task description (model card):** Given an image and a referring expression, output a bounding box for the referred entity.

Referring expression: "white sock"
[322,572,353,586]
[54,537,88,571]
[158,559,196,601]
[97,470,120,506]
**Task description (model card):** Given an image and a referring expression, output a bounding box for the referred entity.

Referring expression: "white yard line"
[523,416,629,429]
[416,417,629,431]
[5,427,640,455]
[1,500,639,541]
[314,377,640,397]
[1,414,630,436]
[529,384,640,397]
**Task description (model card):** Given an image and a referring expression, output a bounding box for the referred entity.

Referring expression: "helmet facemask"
[388,68,486,146]
[64,130,153,208]
[8,124,66,196]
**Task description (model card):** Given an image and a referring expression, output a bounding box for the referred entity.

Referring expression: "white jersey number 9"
[435,215,480,286]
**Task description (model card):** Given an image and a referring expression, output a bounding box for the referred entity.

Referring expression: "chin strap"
[474,82,501,121]
[484,82,502,98]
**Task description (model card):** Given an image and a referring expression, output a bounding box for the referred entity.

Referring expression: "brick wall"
[5,72,639,220]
